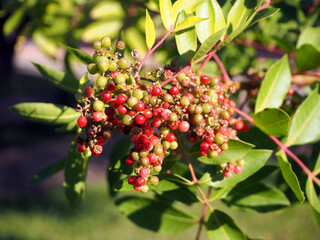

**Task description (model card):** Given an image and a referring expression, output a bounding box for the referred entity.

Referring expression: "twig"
[134,25,174,79]
[211,52,232,84]
[234,107,320,186]
[160,65,190,87]
[195,187,212,240]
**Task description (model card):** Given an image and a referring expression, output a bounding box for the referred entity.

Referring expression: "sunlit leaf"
[145,9,156,49]
[159,0,173,30]
[174,16,207,32]
[3,7,26,36]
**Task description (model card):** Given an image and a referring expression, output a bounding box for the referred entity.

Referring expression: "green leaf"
[55,120,78,133]
[32,63,80,94]
[208,150,272,188]
[3,7,26,36]
[312,207,320,228]
[145,9,156,49]
[172,0,206,21]
[286,85,320,146]
[79,72,91,92]
[115,196,199,234]
[306,177,320,213]
[209,186,234,201]
[197,139,255,165]
[32,30,59,58]
[238,127,277,150]
[223,183,290,213]
[64,140,90,209]
[30,158,66,185]
[227,0,262,33]
[276,150,305,203]
[207,210,247,240]
[62,44,94,65]
[253,108,290,137]
[82,20,122,43]
[159,0,173,30]
[90,1,125,19]
[156,187,199,205]
[10,102,80,125]
[248,7,280,27]
[174,16,207,32]
[175,11,197,55]
[192,27,226,63]
[196,0,226,43]
[297,26,320,51]
[123,27,147,57]
[254,55,291,113]
[296,45,320,73]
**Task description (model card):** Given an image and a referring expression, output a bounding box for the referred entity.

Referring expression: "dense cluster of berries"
[75,36,248,193]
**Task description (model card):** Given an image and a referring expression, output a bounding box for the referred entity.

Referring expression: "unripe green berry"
[189,104,196,114]
[96,76,108,87]
[108,61,118,71]
[133,89,144,100]
[140,185,149,193]
[127,97,138,108]
[180,96,190,106]
[162,141,171,150]
[149,176,159,186]
[196,69,203,76]
[195,105,203,114]
[221,143,229,151]
[93,40,101,50]
[149,96,158,106]
[83,148,92,157]
[215,133,225,144]
[163,94,173,103]
[208,151,218,158]
[118,58,128,69]
[154,143,163,156]
[98,60,109,72]
[123,114,133,125]
[169,113,178,122]
[170,141,178,150]
[160,126,170,136]
[132,151,140,161]
[238,159,246,166]
[139,149,149,158]
[140,157,149,166]
[87,63,99,75]
[220,163,227,168]
[210,77,219,88]
[202,103,212,113]
[154,165,162,173]
[115,73,126,85]
[101,36,111,48]
[177,73,186,81]
[193,114,203,124]
[93,100,104,112]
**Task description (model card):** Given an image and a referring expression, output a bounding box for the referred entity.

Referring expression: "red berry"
[219,126,229,135]
[133,182,143,191]
[143,141,153,151]
[107,82,116,92]
[288,87,294,96]
[128,110,136,116]
[200,75,210,84]
[126,156,134,165]
[147,153,156,164]
[229,100,236,108]
[223,169,232,177]
[234,120,244,130]
[134,101,145,112]
[143,126,154,136]
[77,117,87,128]
[117,105,127,115]
[152,117,162,127]
[96,136,105,145]
[102,91,112,103]
[152,86,161,96]
[135,114,146,125]
[139,134,149,144]
[105,107,115,116]
[226,163,234,172]
[111,100,120,108]
[77,144,87,152]
[179,121,190,132]
[83,87,94,98]
[205,135,214,144]
[242,123,250,132]
[110,70,118,79]
[170,86,179,95]
[128,176,136,185]
[139,168,150,178]
[93,111,103,122]
[92,145,103,156]
[149,135,159,146]
[200,141,209,151]
[166,133,175,142]
[185,93,195,103]
[234,165,242,174]
[153,106,164,117]
[136,177,146,186]
[218,94,225,102]
[199,149,208,156]
[168,120,180,130]
[117,94,127,104]
[143,109,153,119]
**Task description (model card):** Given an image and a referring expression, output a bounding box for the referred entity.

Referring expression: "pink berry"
[93,112,103,122]
[223,169,232,177]
[179,121,190,132]
[139,168,150,178]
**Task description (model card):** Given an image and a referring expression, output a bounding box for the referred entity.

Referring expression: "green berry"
[180,96,190,106]
[154,165,162,173]
[193,114,203,124]
[149,176,159,186]
[160,126,170,136]
[162,141,171,150]
[98,60,109,72]
[101,36,111,48]
[127,97,138,108]
[169,113,178,122]
[140,157,149,166]
[93,100,104,112]
[115,73,126,85]
[140,185,149,193]
[123,114,133,125]
[83,148,92,157]
[108,61,118,71]
[163,94,173,103]
[133,89,144,100]
[87,63,99,75]
[208,151,218,158]
[195,105,203,114]
[96,76,108,87]
[221,143,229,151]
[139,150,149,158]
[132,152,140,161]
[118,58,128,69]
[177,73,186,81]
[215,133,225,144]
[154,143,163,156]
[170,141,178,150]
[93,40,101,50]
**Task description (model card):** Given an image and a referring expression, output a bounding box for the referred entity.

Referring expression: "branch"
[134,25,174,79]
[195,187,212,240]
[211,52,232,84]
[234,108,320,186]
[160,65,190,87]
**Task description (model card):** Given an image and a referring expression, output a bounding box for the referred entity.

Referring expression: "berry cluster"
[75,36,248,192]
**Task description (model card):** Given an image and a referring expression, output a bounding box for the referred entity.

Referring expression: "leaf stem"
[234,107,320,186]
[195,187,212,240]
[134,25,174,79]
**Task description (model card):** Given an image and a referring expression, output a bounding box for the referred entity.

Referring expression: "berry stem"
[160,65,191,87]
[134,25,174,79]
[234,107,320,186]
[195,187,212,240]
[176,133,213,211]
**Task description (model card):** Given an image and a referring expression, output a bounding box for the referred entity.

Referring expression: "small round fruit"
[166,133,175,142]
[115,73,126,85]
[140,185,149,193]
[118,58,128,69]
[237,159,246,166]
[234,165,242,174]
[169,112,178,122]
[117,94,127,104]
[77,144,86,152]
[136,177,146,186]
[170,86,179,95]
[93,111,103,122]
[139,168,150,178]
[154,165,162,173]
[215,133,225,144]
[133,183,143,191]
[223,169,232,177]
[108,61,118,71]
[127,96,138,108]
[133,89,144,100]
[180,96,190,106]
[200,75,210,84]
[135,114,146,125]
[234,120,244,130]
[179,121,190,132]
[123,114,133,125]
[96,76,108,87]
[93,100,104,112]
[93,40,101,50]
[154,143,163,156]
[102,91,112,103]
[140,157,149,166]
[149,176,159,186]
[163,94,173,103]
[87,63,99,75]
[193,114,203,125]
[128,176,136,185]
[77,117,87,128]
[152,86,162,96]
[83,148,92,157]
[83,86,94,98]
[208,151,218,158]
[116,40,125,50]
[101,36,111,48]
[98,60,109,72]
[170,141,178,150]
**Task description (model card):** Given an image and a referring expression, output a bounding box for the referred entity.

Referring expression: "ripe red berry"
[234,165,242,174]
[218,94,225,102]
[200,141,209,151]
[242,123,250,132]
[149,135,159,146]
[139,168,150,178]
[77,144,87,152]
[288,87,294,96]
[139,134,149,144]
[143,141,153,151]
[199,149,208,156]
[117,105,127,115]
[134,101,145,112]
[83,87,94,98]
[96,136,105,145]
[128,176,136,185]
[170,86,179,95]
[77,117,87,128]
[200,75,210,84]
[223,169,232,177]
[135,114,146,125]
[166,133,175,142]
[226,163,234,172]
[179,121,190,132]
[205,135,214,144]
[234,120,244,130]
[136,177,146,186]
[117,94,127,104]
[93,111,103,122]
[147,153,156,164]
[152,86,161,96]
[107,82,116,92]
[92,145,103,156]
[185,93,195,103]
[102,91,112,103]
[143,109,153,119]
[133,182,143,191]
[152,117,162,127]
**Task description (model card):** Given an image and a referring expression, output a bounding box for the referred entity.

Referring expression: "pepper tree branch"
[195,187,212,240]
[134,25,174,79]
[234,107,320,186]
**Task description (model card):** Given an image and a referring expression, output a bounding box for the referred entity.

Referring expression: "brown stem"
[195,187,212,240]
[234,108,320,186]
